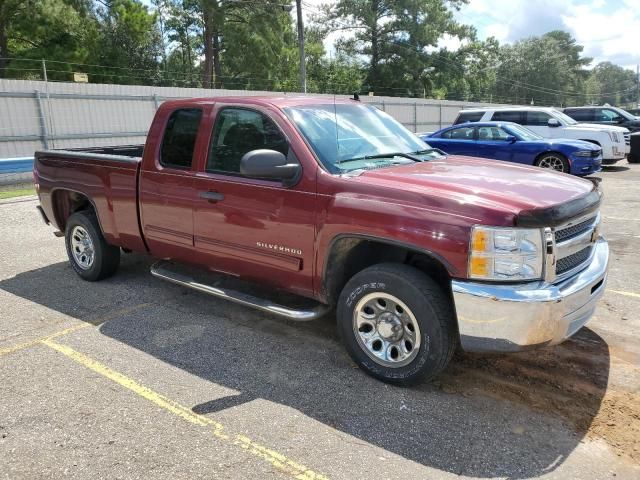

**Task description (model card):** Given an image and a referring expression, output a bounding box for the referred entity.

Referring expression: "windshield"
[284,103,442,173]
[504,123,543,141]
[551,109,578,125]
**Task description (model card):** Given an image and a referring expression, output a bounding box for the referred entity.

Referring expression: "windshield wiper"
[337,151,422,165]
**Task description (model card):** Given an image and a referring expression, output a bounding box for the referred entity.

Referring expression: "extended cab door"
[192,104,317,297]
[139,105,208,261]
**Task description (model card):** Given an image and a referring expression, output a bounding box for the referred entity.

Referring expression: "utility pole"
[280,1,306,93]
[295,0,306,93]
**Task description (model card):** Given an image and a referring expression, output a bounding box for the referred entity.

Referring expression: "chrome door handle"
[199,191,225,202]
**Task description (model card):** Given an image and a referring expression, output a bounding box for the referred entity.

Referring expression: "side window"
[478,126,510,141]
[453,111,484,124]
[491,111,523,123]
[565,109,593,121]
[441,126,475,140]
[160,108,203,169]
[597,109,623,123]
[207,108,289,174]
[524,111,552,126]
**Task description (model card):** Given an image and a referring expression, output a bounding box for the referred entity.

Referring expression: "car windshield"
[504,124,543,141]
[551,109,578,125]
[284,103,444,173]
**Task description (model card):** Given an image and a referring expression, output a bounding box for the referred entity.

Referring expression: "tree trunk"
[202,7,214,88]
[369,0,380,90]
[213,28,222,89]
[0,18,8,78]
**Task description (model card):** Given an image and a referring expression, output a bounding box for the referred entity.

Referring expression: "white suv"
[454,107,630,164]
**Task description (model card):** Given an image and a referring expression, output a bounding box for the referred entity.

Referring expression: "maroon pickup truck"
[33,96,609,384]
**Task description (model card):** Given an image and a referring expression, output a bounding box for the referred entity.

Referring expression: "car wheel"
[535,153,570,173]
[65,210,120,281]
[337,263,456,385]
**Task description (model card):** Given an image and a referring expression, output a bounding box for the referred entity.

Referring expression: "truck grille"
[556,246,593,275]
[554,217,595,243]
[625,132,631,145]
[552,213,599,279]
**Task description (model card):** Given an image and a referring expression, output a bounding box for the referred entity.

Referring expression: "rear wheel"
[535,153,569,173]
[337,263,456,385]
[65,210,120,281]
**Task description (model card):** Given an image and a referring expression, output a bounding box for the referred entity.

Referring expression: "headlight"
[469,226,544,281]
[574,150,595,157]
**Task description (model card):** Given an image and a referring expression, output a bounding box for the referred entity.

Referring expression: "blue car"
[422,122,602,175]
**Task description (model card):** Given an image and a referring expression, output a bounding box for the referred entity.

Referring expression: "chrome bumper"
[451,237,609,353]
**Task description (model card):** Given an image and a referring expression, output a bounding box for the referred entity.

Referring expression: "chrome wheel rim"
[352,292,421,368]
[70,226,95,270]
[538,156,566,172]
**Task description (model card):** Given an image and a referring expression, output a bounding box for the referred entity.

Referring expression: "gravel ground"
[1,164,639,480]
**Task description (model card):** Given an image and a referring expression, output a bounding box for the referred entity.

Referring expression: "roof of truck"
[161,95,363,109]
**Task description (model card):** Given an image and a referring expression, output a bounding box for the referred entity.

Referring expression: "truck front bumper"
[451,238,609,353]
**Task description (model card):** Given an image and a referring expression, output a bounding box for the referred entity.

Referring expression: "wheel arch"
[321,234,455,306]
[51,188,103,234]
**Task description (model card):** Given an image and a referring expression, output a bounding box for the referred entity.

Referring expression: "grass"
[0,188,36,200]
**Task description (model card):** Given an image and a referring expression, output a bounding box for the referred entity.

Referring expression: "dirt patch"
[437,329,640,463]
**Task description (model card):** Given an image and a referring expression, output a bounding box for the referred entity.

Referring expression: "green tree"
[321,0,469,95]
[89,0,163,85]
[585,62,638,107]
[492,31,591,106]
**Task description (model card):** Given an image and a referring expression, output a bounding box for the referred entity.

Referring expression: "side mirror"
[547,118,561,128]
[240,149,301,185]
[506,135,517,143]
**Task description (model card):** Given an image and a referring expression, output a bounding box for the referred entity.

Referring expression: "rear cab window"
[453,111,484,124]
[160,108,203,169]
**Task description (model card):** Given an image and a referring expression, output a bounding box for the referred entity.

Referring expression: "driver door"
[192,105,316,297]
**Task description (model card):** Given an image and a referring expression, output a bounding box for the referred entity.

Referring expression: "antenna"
[334,94,339,162]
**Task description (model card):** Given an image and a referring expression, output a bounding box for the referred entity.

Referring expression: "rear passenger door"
[139,106,207,261]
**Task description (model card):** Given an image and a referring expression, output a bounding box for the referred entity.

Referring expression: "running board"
[150,261,329,321]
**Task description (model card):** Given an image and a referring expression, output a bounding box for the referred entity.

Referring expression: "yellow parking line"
[0,323,90,357]
[608,289,640,299]
[42,339,328,480]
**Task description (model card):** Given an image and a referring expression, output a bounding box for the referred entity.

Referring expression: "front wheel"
[65,210,120,281]
[337,263,456,385]
[535,153,569,173]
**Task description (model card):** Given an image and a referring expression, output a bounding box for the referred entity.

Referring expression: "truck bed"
[34,145,147,253]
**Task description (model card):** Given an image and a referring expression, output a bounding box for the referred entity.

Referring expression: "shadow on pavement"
[0,255,611,479]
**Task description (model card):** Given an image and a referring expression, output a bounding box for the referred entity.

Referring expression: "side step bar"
[150,261,330,321]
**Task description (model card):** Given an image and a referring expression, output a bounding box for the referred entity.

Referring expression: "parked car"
[563,106,638,153]
[33,96,609,385]
[422,122,601,175]
[454,106,629,164]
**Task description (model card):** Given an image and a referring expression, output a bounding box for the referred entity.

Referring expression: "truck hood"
[569,123,629,133]
[353,156,595,224]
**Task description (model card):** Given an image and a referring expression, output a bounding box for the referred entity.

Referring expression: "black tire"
[535,152,570,173]
[65,210,120,281]
[337,263,456,385]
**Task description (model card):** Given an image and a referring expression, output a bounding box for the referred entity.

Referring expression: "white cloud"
[455,0,640,69]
